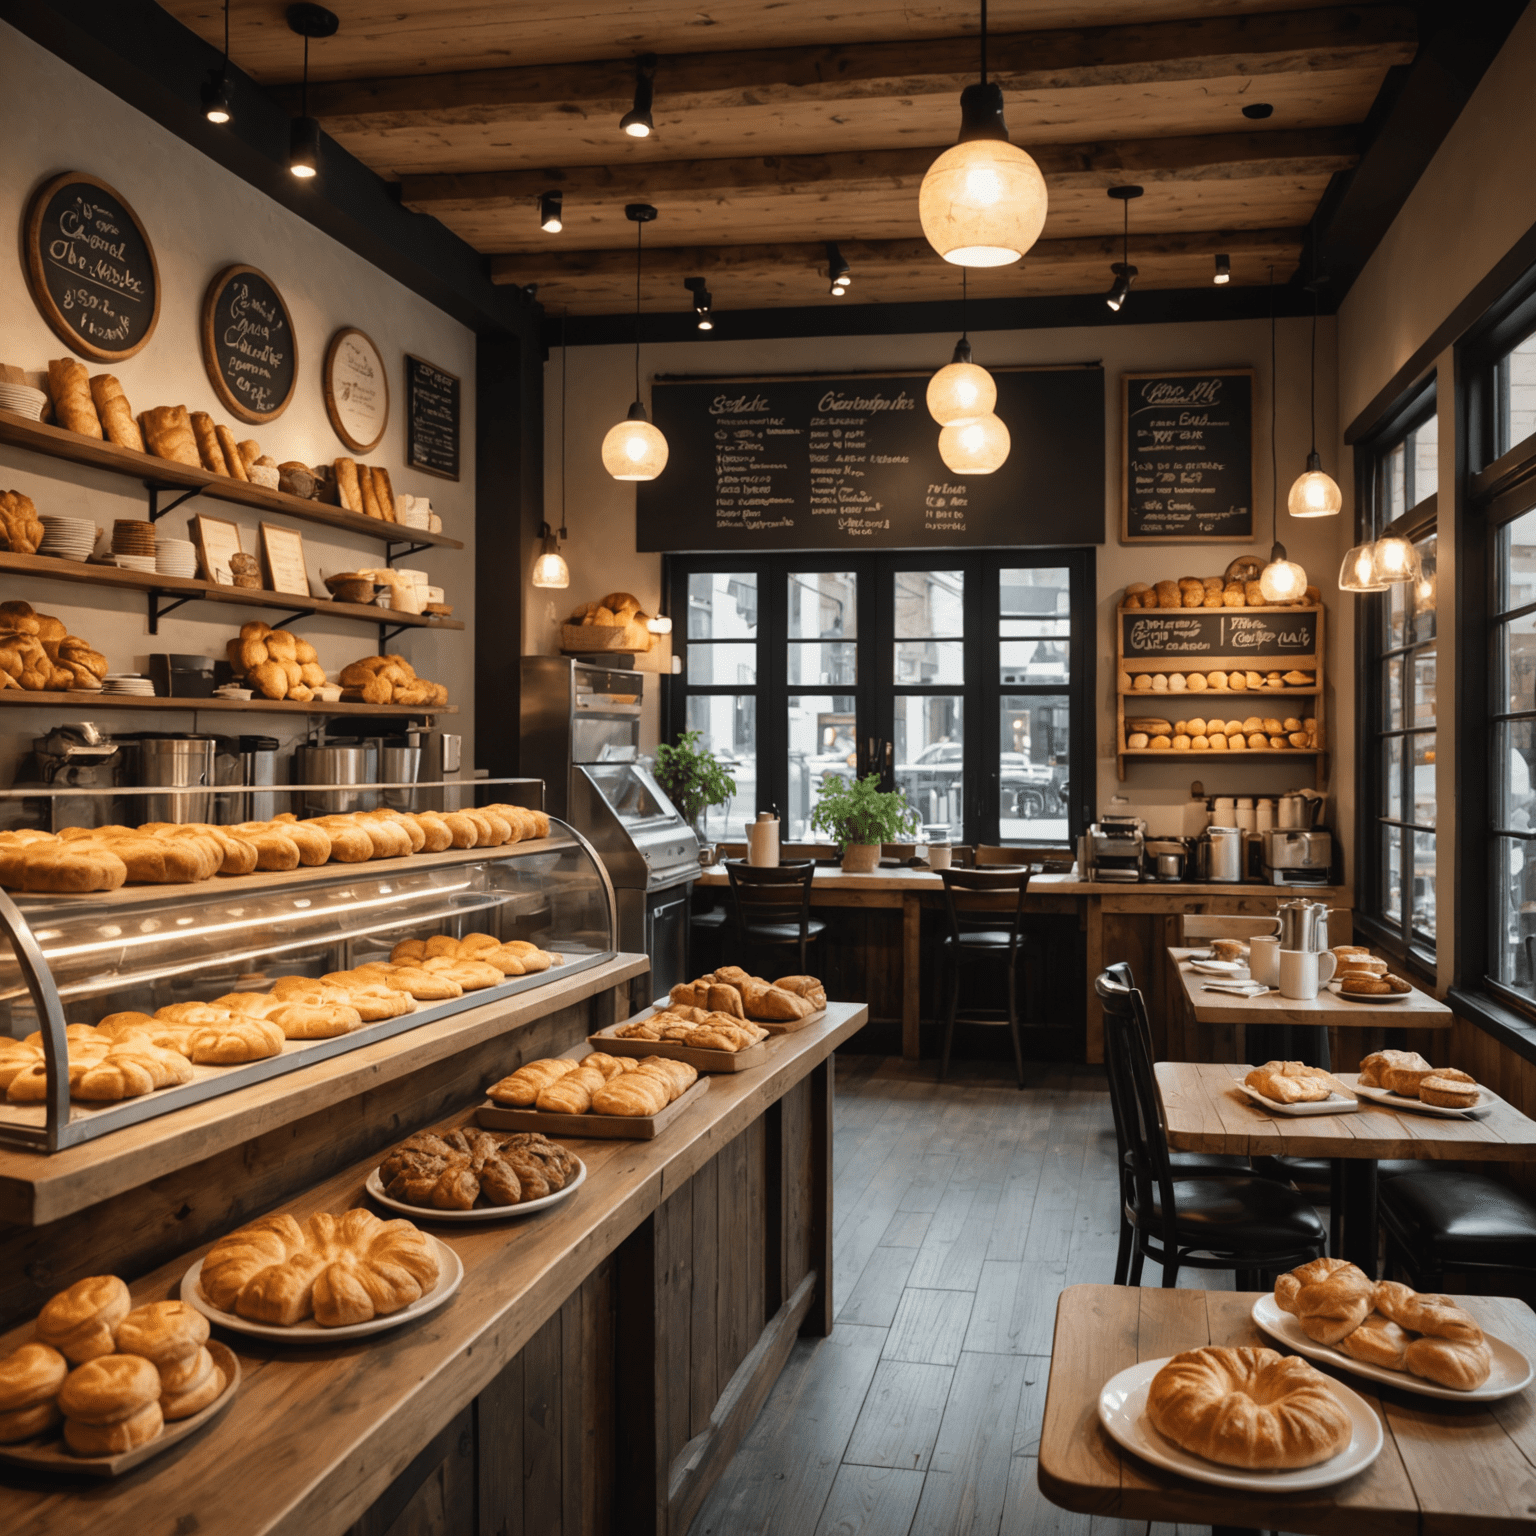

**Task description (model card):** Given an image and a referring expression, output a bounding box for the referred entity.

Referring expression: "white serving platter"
[1097,1355,1383,1492]
[1327,981,1412,1003]
[181,1233,461,1341]
[1189,959,1250,975]
[1238,1083,1359,1117]
[364,1156,585,1222]
[1251,1294,1533,1402]
[1353,1080,1491,1119]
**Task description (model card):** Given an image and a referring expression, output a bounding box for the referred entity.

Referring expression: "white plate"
[180,1233,461,1341]
[1326,981,1412,1004]
[1251,1294,1534,1402]
[1353,1080,1490,1119]
[1238,1083,1359,1117]
[1098,1356,1382,1492]
[1189,959,1249,975]
[364,1155,586,1221]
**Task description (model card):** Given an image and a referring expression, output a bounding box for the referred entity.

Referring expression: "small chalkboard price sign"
[200,265,298,424]
[1120,607,1319,659]
[1122,369,1253,544]
[24,172,161,362]
[405,354,460,481]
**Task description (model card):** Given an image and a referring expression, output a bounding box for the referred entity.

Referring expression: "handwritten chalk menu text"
[1122,369,1253,542]
[24,172,160,362]
[1120,608,1318,659]
[405,355,460,481]
[638,368,1104,551]
[200,265,297,424]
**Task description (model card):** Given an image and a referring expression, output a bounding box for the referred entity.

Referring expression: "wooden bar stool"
[723,860,825,975]
[936,867,1033,1087]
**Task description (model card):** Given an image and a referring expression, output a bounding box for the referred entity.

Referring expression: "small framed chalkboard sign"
[24,171,161,361]
[1122,369,1254,544]
[405,354,460,481]
[200,264,298,424]
[323,326,389,453]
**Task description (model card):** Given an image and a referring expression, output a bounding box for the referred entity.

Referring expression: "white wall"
[0,23,477,784]
[536,315,1354,848]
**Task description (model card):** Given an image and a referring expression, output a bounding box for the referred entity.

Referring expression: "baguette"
[215,424,248,480]
[189,412,226,475]
[371,466,397,522]
[88,374,143,451]
[47,359,102,439]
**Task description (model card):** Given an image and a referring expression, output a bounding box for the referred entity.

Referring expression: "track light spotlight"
[289,116,321,178]
[1105,263,1136,312]
[1104,186,1142,312]
[620,54,657,138]
[1213,253,1231,285]
[826,243,851,295]
[538,190,563,233]
[684,277,714,330]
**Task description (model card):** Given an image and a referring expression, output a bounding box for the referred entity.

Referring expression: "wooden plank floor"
[689,1054,1222,1536]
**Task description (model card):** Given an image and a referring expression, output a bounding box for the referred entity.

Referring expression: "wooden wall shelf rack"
[0,690,456,717]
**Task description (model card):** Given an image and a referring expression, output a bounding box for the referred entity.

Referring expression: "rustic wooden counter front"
[0,1002,866,1536]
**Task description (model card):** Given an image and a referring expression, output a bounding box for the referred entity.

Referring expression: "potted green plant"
[652,731,737,851]
[810,773,919,873]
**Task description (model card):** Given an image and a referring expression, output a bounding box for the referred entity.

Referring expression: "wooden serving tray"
[588,1019,769,1073]
[0,1340,240,1478]
[754,1005,826,1035]
[476,1075,711,1140]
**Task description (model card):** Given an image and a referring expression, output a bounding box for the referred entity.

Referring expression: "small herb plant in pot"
[810,773,919,872]
[652,730,737,849]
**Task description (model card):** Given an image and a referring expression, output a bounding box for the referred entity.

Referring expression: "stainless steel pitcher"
[1277,897,1330,952]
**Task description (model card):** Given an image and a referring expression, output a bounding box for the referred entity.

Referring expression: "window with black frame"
[1359,387,1438,965]
[664,550,1093,848]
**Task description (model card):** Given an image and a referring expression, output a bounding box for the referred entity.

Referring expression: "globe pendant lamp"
[927,271,998,426]
[601,204,669,483]
[938,412,1010,475]
[1369,535,1421,586]
[1338,543,1388,592]
[1258,272,1310,603]
[919,0,1047,267]
[1287,281,1342,518]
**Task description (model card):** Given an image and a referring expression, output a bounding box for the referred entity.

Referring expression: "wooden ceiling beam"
[300,8,1414,133]
[400,127,1357,214]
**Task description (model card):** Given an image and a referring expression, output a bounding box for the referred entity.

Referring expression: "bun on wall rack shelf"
[0,410,464,559]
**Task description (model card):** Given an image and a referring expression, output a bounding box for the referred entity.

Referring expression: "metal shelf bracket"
[147,592,198,634]
[145,483,201,522]
[385,539,431,565]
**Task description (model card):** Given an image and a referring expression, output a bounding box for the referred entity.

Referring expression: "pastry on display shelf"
[616,1007,767,1052]
[486,1053,696,1116]
[0,600,109,691]
[199,1208,440,1327]
[563,591,654,652]
[224,621,328,702]
[337,652,449,707]
[388,932,559,975]
[0,490,44,555]
[668,967,825,1022]
[377,1127,578,1210]
[1120,564,1321,612]
[1124,714,1319,752]
[1145,1345,1351,1468]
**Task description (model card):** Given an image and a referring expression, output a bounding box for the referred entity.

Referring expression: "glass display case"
[0,795,616,1152]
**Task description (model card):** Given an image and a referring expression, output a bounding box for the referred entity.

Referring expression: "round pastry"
[1274,1257,1375,1344]
[64,1399,163,1456]
[36,1275,131,1364]
[115,1300,209,1366]
[0,1342,68,1429]
[1145,1346,1351,1468]
[1340,974,1392,995]
[268,1001,364,1040]
[57,1353,161,1424]
[1336,955,1387,976]
[1337,1313,1410,1370]
[186,1017,286,1064]
[159,1351,226,1420]
[158,1343,214,1394]
[0,1398,62,1442]
[1418,1071,1479,1108]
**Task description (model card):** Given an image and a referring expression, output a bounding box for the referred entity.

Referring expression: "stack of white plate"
[0,382,47,421]
[38,515,97,561]
[102,675,156,696]
[112,554,158,574]
[155,538,198,579]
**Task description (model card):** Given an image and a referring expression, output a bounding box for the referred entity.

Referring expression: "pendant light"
[538,191,563,233]
[1338,543,1388,592]
[1258,273,1309,603]
[533,316,572,589]
[1213,253,1231,285]
[601,205,668,482]
[927,270,997,424]
[1369,535,1422,586]
[938,413,1011,475]
[1287,281,1342,517]
[286,5,337,180]
[201,0,235,123]
[826,244,851,295]
[1104,187,1141,312]
[620,55,657,138]
[684,277,714,330]
[918,0,1047,267]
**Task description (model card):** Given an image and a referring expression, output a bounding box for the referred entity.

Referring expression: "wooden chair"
[936,868,1033,1087]
[1096,963,1327,1287]
[724,860,826,975]
[1380,1167,1536,1290]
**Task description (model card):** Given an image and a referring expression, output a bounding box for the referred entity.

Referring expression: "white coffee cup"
[929,842,953,871]
[1278,948,1337,1000]
[1250,935,1281,987]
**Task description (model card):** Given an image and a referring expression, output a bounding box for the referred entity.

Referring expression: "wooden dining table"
[1156,1059,1536,1273]
[1038,1282,1536,1536]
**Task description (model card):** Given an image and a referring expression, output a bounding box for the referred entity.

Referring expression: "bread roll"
[140,406,201,467]
[1274,1257,1374,1343]
[88,374,143,451]
[189,412,225,474]
[36,1275,130,1364]
[47,358,102,438]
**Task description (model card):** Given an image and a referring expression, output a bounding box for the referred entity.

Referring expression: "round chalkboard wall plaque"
[323,326,389,453]
[24,171,161,361]
[200,264,298,424]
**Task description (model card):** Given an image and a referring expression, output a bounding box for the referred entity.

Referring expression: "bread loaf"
[47,358,102,438]
[139,405,201,467]
[88,374,143,451]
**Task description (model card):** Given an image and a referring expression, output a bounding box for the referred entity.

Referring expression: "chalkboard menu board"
[406,354,460,481]
[24,172,160,362]
[200,265,297,423]
[1122,369,1253,543]
[1120,607,1318,659]
[636,367,1104,552]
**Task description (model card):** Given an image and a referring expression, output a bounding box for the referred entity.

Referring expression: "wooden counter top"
[0,953,650,1227]
[0,1002,867,1536]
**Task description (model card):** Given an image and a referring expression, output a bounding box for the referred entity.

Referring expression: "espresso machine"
[1262,791,1334,885]
[26,725,124,830]
[1083,815,1146,881]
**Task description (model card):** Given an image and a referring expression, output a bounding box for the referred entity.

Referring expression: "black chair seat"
[1377,1159,1419,1178]
[1145,1177,1329,1252]
[942,930,1014,950]
[1380,1169,1536,1269]
[1127,1149,1251,1178]
[741,918,827,944]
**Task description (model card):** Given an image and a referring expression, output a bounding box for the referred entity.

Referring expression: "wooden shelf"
[1118,687,1318,698]
[0,410,464,553]
[0,690,456,717]
[1119,747,1321,759]
[0,548,463,634]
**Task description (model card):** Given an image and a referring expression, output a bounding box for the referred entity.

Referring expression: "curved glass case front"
[0,821,617,1152]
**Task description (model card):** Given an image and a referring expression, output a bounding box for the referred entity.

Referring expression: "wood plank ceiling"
[164,2,1416,315]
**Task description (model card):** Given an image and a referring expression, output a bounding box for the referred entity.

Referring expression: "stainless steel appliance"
[127,734,215,823]
[1199,825,1244,883]
[417,730,465,810]
[364,736,422,811]
[293,743,373,816]
[1085,816,1145,882]
[213,735,278,823]
[29,725,122,830]
[1263,828,1334,886]
[521,656,699,995]
[1278,896,1331,951]
[1145,838,1191,882]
